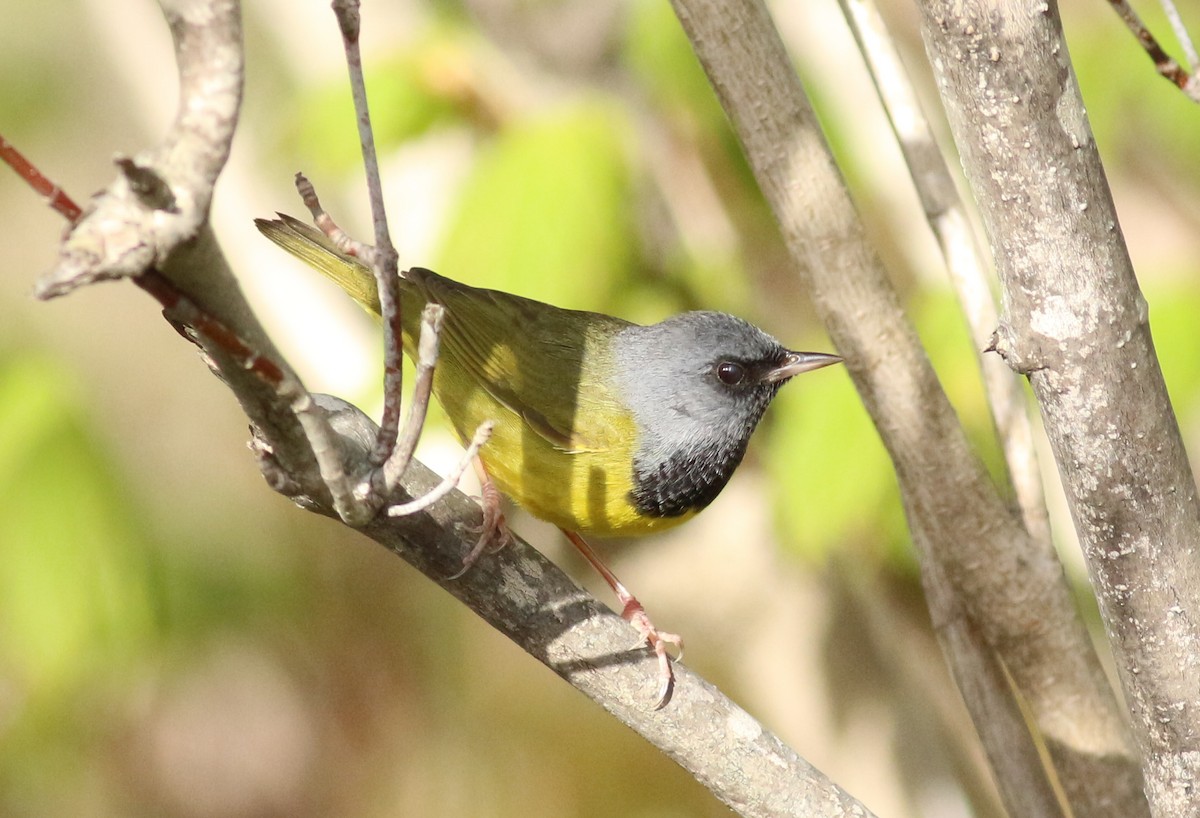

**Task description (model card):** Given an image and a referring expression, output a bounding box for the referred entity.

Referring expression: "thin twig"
[387,422,493,516]
[380,303,445,496]
[0,136,82,222]
[1160,0,1199,69]
[1107,0,1200,101]
[296,171,373,260]
[329,0,407,467]
[839,0,1052,546]
[291,177,457,513]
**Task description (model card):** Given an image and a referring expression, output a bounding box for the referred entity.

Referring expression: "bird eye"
[715,361,746,386]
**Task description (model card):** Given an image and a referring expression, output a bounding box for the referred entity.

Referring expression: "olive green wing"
[409,269,635,454]
[256,214,634,453]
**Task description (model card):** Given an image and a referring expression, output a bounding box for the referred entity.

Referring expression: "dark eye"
[715,361,746,386]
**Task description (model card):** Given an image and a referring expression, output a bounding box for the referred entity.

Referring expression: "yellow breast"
[430,362,693,537]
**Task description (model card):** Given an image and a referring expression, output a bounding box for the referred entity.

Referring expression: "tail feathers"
[254,213,383,317]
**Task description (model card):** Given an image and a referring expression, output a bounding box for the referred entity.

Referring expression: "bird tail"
[254,213,384,318]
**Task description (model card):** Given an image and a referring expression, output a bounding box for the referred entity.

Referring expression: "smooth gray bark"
[670,0,1146,814]
[916,1,1200,814]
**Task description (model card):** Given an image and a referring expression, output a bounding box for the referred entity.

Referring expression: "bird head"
[614,311,840,518]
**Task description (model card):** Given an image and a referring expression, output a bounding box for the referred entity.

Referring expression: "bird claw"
[465,502,513,553]
[621,598,682,710]
[445,490,510,580]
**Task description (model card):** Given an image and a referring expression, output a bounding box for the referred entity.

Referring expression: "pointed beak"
[764,350,843,384]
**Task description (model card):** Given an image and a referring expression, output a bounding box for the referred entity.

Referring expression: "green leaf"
[623,2,725,131]
[436,101,636,309]
[282,29,477,173]
[765,363,908,564]
[0,354,158,699]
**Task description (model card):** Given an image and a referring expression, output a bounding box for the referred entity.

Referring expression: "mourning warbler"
[256,212,841,704]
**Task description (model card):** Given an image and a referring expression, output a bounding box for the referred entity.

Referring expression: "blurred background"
[3,0,1200,815]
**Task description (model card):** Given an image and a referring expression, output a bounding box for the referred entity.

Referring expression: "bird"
[256,212,841,706]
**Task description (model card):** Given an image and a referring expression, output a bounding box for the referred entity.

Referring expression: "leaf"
[435,101,635,310]
[281,28,476,173]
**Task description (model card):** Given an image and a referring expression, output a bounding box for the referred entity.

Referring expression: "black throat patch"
[628,434,751,518]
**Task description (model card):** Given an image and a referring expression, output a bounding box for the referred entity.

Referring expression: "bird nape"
[256,212,842,707]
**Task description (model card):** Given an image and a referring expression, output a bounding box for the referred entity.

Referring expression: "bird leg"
[560,529,681,709]
[446,456,511,579]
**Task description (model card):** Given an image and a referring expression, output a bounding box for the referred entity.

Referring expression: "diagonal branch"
[668,0,1147,815]
[286,397,880,818]
[1106,0,1200,101]
[917,1,1200,814]
[12,1,883,814]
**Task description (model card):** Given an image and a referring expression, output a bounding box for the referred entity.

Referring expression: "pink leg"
[561,529,681,709]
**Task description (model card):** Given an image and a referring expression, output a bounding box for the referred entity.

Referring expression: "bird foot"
[446,473,511,580]
[620,596,683,710]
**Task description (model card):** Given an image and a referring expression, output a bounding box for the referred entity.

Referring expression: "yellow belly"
[432,369,694,537]
[479,412,696,536]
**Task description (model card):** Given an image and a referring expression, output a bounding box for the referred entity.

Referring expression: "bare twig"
[383,303,445,491]
[1161,0,1200,69]
[329,0,407,469]
[1107,0,1200,101]
[290,178,462,516]
[296,171,374,260]
[838,0,1050,546]
[0,137,82,222]
[386,422,493,517]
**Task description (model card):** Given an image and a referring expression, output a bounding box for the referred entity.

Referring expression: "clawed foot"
[446,460,511,580]
[621,595,683,710]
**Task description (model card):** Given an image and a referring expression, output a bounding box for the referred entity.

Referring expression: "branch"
[329,0,406,470]
[838,0,1051,547]
[1161,0,1200,70]
[13,2,884,813]
[37,0,242,299]
[1106,0,1200,102]
[915,1,1200,815]
[273,397,881,818]
[668,0,1146,814]
[0,136,82,222]
[29,0,344,500]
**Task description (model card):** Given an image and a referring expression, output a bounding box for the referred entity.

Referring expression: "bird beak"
[764,351,843,383]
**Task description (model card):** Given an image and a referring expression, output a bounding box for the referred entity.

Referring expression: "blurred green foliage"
[436,101,636,308]
[286,27,483,171]
[0,354,159,810]
[0,355,159,694]
[6,1,1200,816]
[1068,3,1200,174]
